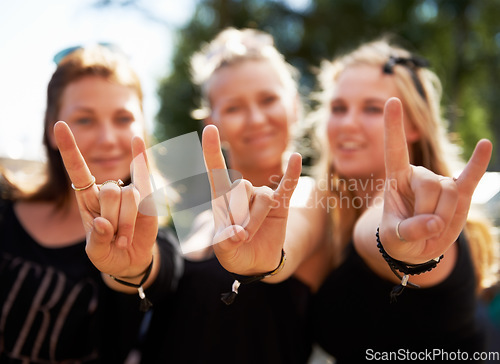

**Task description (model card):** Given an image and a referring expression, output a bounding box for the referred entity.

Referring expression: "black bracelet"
[109,258,154,312]
[221,249,286,305]
[376,227,443,302]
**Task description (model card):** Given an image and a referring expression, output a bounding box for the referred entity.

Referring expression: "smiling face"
[327,64,420,182]
[54,75,144,184]
[207,59,297,175]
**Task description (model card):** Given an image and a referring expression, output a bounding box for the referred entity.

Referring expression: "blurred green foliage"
[99,0,500,169]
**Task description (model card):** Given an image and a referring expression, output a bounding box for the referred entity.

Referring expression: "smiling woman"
[0,44,181,363]
[53,76,144,183]
[206,59,294,183]
[140,27,314,364]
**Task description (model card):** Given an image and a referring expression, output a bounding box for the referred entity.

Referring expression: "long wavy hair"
[310,38,496,290]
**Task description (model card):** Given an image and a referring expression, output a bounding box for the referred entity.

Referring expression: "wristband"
[221,249,286,305]
[376,227,443,302]
[109,258,154,312]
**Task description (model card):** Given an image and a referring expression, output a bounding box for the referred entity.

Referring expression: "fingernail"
[229,228,247,243]
[230,230,242,243]
[94,221,105,235]
[427,219,440,234]
[116,236,128,248]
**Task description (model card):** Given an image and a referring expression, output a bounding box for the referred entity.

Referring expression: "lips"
[89,156,125,168]
[243,132,275,146]
[338,140,363,151]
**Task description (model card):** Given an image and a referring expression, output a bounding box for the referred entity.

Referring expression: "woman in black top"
[204,38,496,363]
[0,44,181,363]
[141,27,313,364]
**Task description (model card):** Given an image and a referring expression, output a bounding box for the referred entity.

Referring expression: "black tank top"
[311,234,485,363]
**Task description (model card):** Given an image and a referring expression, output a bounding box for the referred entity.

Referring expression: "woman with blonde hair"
[206,37,495,362]
[141,27,313,363]
[308,38,497,362]
[311,38,496,289]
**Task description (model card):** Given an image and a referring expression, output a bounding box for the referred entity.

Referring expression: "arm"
[354,98,492,288]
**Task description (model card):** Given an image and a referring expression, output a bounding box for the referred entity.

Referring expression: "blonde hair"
[310,38,497,290]
[190,27,299,120]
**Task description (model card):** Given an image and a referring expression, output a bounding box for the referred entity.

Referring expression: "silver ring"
[396,220,406,242]
[100,179,124,188]
[71,175,96,191]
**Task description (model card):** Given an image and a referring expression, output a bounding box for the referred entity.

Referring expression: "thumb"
[86,217,115,264]
[213,225,248,248]
[212,225,249,273]
[392,215,444,243]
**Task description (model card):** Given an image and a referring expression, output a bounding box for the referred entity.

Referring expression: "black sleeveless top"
[142,255,312,364]
[311,234,485,363]
[0,199,181,363]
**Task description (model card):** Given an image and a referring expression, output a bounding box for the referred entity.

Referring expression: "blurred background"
[0,0,195,162]
[1,0,499,212]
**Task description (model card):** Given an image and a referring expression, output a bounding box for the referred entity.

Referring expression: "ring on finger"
[396,220,406,242]
[71,176,96,191]
[100,179,124,189]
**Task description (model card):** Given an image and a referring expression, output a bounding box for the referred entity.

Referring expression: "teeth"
[340,141,361,149]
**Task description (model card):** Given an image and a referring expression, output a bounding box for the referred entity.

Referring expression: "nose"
[337,109,360,128]
[97,122,119,144]
[246,104,266,125]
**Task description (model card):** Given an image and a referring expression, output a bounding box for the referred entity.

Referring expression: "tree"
[96,0,500,169]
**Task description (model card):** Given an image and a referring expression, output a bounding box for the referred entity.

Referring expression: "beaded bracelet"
[221,249,286,305]
[109,258,154,312]
[376,227,443,302]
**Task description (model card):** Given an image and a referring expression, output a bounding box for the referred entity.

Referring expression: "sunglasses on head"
[53,42,125,65]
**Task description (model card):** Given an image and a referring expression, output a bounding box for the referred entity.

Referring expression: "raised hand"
[54,121,158,278]
[379,97,492,263]
[203,125,302,275]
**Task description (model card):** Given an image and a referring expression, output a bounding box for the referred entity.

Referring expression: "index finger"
[53,121,95,189]
[384,97,410,177]
[202,125,231,198]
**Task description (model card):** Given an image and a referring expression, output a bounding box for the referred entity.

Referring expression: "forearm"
[265,187,330,285]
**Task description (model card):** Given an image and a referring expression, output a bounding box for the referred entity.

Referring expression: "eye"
[74,117,93,125]
[261,95,278,105]
[224,105,241,114]
[331,104,346,114]
[115,114,135,124]
[364,106,383,114]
